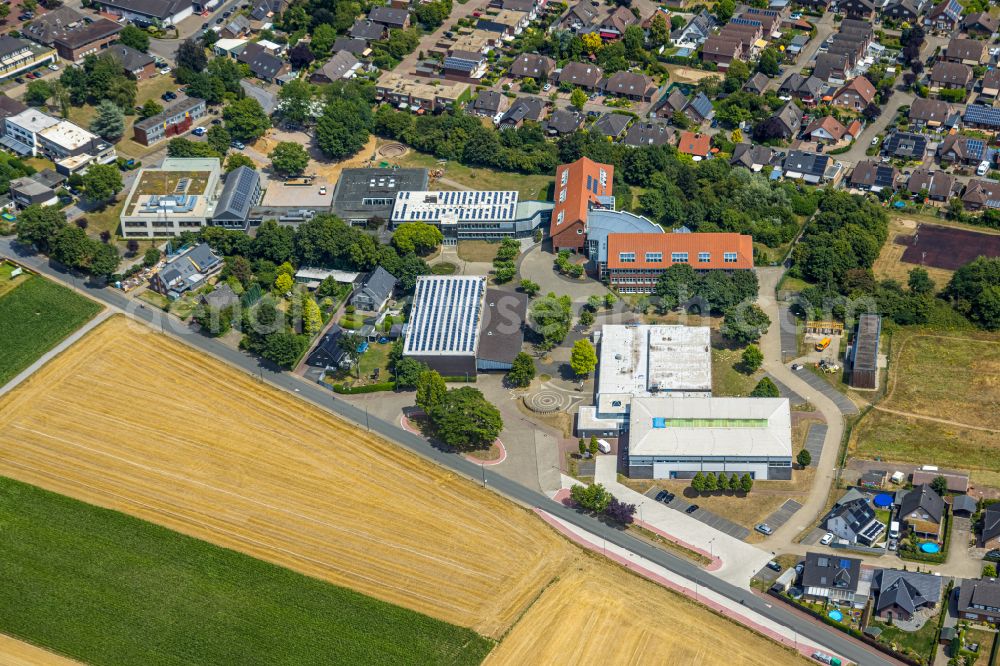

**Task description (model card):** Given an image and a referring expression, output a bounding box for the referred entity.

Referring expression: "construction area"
[898,224,1000,271]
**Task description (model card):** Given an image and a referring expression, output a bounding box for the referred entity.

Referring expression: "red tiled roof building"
[549,156,614,252]
[603,232,754,293]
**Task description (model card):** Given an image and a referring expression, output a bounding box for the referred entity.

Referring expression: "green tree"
[119,25,150,52]
[692,471,705,492]
[81,163,123,204]
[88,242,119,278]
[16,204,65,253]
[741,344,764,373]
[715,0,735,21]
[945,257,1000,330]
[579,309,594,327]
[654,263,698,311]
[729,473,739,490]
[225,154,256,173]
[138,99,163,120]
[338,332,364,378]
[393,357,426,388]
[908,267,935,296]
[757,47,781,76]
[570,87,587,111]
[721,304,771,345]
[797,449,812,467]
[704,471,718,492]
[24,79,51,106]
[588,436,598,457]
[671,109,690,129]
[315,97,372,159]
[302,297,322,336]
[430,386,503,450]
[89,100,125,142]
[51,225,92,268]
[569,483,612,513]
[392,222,444,255]
[718,471,731,491]
[529,292,572,349]
[519,279,540,297]
[570,338,597,377]
[506,351,535,387]
[751,376,779,397]
[604,293,616,308]
[143,247,161,267]
[931,476,948,496]
[415,369,447,413]
[277,79,315,126]
[269,141,310,178]
[223,98,271,142]
[984,564,997,578]
[176,37,208,73]
[274,272,294,293]
[578,438,587,456]
[310,23,337,57]
[648,13,669,48]
[207,125,231,155]
[740,473,753,493]
[262,331,309,369]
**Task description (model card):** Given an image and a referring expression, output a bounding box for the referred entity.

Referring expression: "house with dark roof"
[831,76,875,111]
[779,72,825,102]
[510,53,554,80]
[307,325,349,369]
[311,50,361,83]
[825,497,884,545]
[93,0,194,28]
[653,88,688,117]
[839,0,877,19]
[150,243,223,298]
[939,134,987,165]
[962,179,1000,211]
[105,44,157,80]
[240,81,277,116]
[623,120,673,147]
[801,552,864,606]
[963,12,999,37]
[813,53,851,83]
[781,150,842,184]
[899,484,946,540]
[767,101,803,139]
[200,283,239,312]
[882,131,928,161]
[558,62,603,89]
[593,113,631,140]
[350,266,397,312]
[743,72,770,95]
[369,6,410,29]
[559,1,601,34]
[221,14,251,39]
[981,70,1000,98]
[925,0,961,31]
[951,495,977,517]
[929,61,972,92]
[349,19,386,41]
[907,168,955,201]
[908,97,952,129]
[212,166,260,230]
[544,108,583,135]
[944,38,987,66]
[981,504,1000,550]
[958,579,1000,624]
[250,0,286,22]
[730,143,775,172]
[498,96,545,129]
[237,42,289,82]
[443,49,487,79]
[603,71,657,101]
[701,36,744,69]
[963,104,1000,131]
[872,570,942,621]
[882,0,928,23]
[22,7,124,63]
[332,37,370,56]
[683,92,714,124]
[850,160,898,193]
[598,5,638,39]
[471,90,508,117]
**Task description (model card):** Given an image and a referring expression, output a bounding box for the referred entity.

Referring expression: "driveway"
[518,244,609,304]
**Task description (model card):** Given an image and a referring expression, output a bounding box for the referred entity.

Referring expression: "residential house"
[94,0,194,27]
[813,53,851,84]
[22,7,123,63]
[350,266,397,312]
[349,19,386,41]
[237,42,290,83]
[476,10,529,39]
[560,2,601,34]
[801,552,864,607]
[778,72,826,103]
[951,495,977,517]
[743,72,770,95]
[882,131,928,161]
[498,96,545,128]
[730,143,775,172]
[311,50,361,83]
[249,0,286,23]
[150,244,223,298]
[957,579,1000,624]
[804,115,849,144]
[510,53,554,81]
[872,570,942,622]
[981,504,1000,550]
[908,97,953,129]
[200,283,239,311]
[593,112,632,140]
[9,174,59,208]
[825,497,884,545]
[963,12,999,37]
[369,6,410,29]
[882,0,928,23]
[598,6,638,40]
[375,74,469,113]
[603,71,657,101]
[739,7,782,36]
[850,160,898,192]
[240,80,277,115]
[332,37,370,56]
[907,168,955,201]
[899,484,946,540]
[939,134,988,165]
[558,62,603,90]
[106,44,157,80]
[306,326,349,369]
[671,10,715,47]
[962,179,1000,211]
[544,108,583,135]
[471,90,508,118]
[839,0,877,19]
[767,101,803,140]
[944,38,987,66]
[701,36,744,69]
[925,0,962,31]
[133,97,207,146]
[443,49,487,80]
[220,14,251,39]
[929,61,973,92]
[677,131,711,159]
[622,120,674,147]
[981,70,1000,98]
[782,150,842,184]
[653,88,688,117]
[963,104,1000,131]
[831,76,876,111]
[683,92,714,124]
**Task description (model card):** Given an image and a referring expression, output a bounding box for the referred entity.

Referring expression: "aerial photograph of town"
[0,0,998,661]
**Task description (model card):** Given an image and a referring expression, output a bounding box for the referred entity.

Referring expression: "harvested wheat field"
[487,561,808,666]
[0,634,81,666]
[0,316,574,638]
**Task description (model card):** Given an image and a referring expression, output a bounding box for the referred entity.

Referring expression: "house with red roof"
[677,131,711,159]
[549,157,614,252]
[831,76,876,111]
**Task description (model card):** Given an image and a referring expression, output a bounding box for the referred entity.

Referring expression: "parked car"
[210,118,222,125]
[790,11,802,19]
[192,127,206,136]
[888,538,897,551]
[655,490,669,502]
[871,136,879,146]
[685,504,699,514]
[795,563,804,575]
[216,17,224,23]
[231,140,245,149]
[791,363,804,371]
[767,560,782,572]
[820,532,834,546]
[755,523,774,535]
[14,77,23,84]
[159,67,171,76]
[161,91,177,101]
[977,160,991,176]
[47,64,59,71]
[543,82,551,91]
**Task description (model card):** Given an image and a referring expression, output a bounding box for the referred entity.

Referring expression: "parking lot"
[644,487,751,541]
[759,500,803,536]
[803,424,827,466]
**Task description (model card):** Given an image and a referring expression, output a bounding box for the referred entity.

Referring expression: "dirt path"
[872,405,999,432]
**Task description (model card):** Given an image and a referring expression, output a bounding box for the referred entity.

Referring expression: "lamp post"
[481,462,486,487]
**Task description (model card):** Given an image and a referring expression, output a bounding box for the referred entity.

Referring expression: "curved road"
[1,239,896,666]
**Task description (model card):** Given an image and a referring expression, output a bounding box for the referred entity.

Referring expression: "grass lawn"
[83,198,125,239]
[777,274,811,292]
[432,262,458,275]
[168,292,199,320]
[396,149,553,201]
[0,475,494,666]
[870,612,939,662]
[0,276,101,386]
[962,627,995,661]
[137,289,169,310]
[457,240,500,263]
[357,341,392,381]
[711,347,759,397]
[0,261,30,297]
[24,156,56,173]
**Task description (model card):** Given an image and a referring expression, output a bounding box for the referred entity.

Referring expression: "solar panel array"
[216,166,259,219]
[965,104,1000,128]
[391,190,519,223]
[403,276,486,356]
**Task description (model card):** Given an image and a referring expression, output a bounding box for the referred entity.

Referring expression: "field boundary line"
[871,406,999,433]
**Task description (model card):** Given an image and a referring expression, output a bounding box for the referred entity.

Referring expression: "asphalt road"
[0,237,900,666]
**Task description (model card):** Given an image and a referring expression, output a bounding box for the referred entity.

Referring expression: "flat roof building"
[251,178,334,225]
[120,157,222,238]
[390,189,550,242]
[332,168,428,227]
[627,396,792,480]
[848,314,881,389]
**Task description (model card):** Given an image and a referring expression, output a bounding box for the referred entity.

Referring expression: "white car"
[159,67,172,76]
[47,63,59,71]
[977,160,991,176]
[820,532,834,546]
[871,136,879,146]
[790,12,802,19]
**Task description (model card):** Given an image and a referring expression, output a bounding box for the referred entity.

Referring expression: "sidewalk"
[592,456,773,586]
[536,509,847,664]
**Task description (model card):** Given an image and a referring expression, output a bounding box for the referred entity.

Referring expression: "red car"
[472,10,481,16]
[25,72,37,79]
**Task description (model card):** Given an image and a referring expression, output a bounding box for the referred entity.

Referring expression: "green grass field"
[0,475,495,665]
[0,275,101,386]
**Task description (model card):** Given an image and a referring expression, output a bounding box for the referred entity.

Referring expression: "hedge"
[441,375,476,383]
[339,318,362,330]
[332,381,396,394]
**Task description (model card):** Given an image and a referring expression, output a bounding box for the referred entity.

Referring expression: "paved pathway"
[0,308,113,397]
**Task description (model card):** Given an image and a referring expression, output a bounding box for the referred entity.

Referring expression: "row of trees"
[690,472,754,494]
[16,205,119,278]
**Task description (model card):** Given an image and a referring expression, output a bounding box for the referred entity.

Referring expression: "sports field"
[0,475,493,665]
[486,562,808,665]
[0,316,575,639]
[0,272,101,386]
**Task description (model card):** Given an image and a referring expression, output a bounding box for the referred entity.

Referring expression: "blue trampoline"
[920,542,940,554]
[873,493,893,508]
[356,341,369,354]
[894,201,906,209]
[828,609,844,621]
